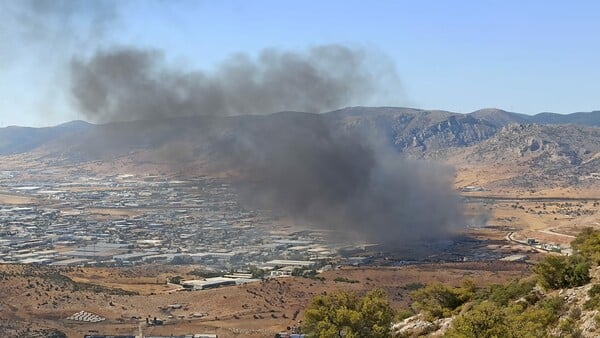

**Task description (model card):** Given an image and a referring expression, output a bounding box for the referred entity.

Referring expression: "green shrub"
[477,279,536,306]
[571,228,600,264]
[189,269,223,278]
[169,275,183,284]
[445,301,510,338]
[410,283,471,319]
[395,308,414,321]
[584,284,600,310]
[402,282,425,291]
[333,277,359,284]
[303,288,394,338]
[533,254,590,289]
[447,296,564,337]
[589,284,600,297]
[536,296,565,317]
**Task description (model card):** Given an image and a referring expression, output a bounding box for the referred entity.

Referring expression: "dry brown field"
[0,262,529,338]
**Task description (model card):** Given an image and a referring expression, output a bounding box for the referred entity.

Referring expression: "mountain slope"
[0,120,91,155]
[529,111,600,126]
[468,108,530,127]
[450,123,600,190]
[3,107,600,193]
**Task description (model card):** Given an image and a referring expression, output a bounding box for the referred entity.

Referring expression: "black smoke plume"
[70,45,397,122]
[218,113,464,246]
[69,45,464,246]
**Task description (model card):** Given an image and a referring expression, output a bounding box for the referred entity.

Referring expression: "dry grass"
[0,192,36,205]
[0,262,529,337]
[86,208,143,218]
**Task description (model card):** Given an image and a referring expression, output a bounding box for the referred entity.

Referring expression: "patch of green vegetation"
[248,265,266,279]
[588,284,600,297]
[410,281,473,320]
[446,297,565,338]
[584,284,600,310]
[301,229,600,336]
[303,288,394,338]
[572,227,600,264]
[395,308,414,321]
[474,278,537,306]
[168,275,183,284]
[533,254,590,290]
[189,269,223,278]
[333,277,359,284]
[402,282,425,291]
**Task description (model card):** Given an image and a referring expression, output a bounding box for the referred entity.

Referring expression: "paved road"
[505,231,565,255]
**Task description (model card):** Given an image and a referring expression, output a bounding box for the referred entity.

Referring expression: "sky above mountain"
[0,0,599,127]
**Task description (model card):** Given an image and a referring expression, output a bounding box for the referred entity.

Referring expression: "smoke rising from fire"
[221,113,464,245]
[68,44,464,246]
[70,45,398,122]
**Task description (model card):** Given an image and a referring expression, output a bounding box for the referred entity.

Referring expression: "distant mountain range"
[2,107,600,191]
[3,107,600,155]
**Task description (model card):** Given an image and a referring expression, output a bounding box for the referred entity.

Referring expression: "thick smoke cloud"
[70,45,394,122]
[220,114,464,246]
[68,44,464,246]
[2,0,467,247]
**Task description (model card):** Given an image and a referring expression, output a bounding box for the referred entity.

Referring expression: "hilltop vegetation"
[303,288,395,338]
[304,229,600,337]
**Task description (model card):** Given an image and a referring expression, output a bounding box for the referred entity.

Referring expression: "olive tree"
[303,288,394,338]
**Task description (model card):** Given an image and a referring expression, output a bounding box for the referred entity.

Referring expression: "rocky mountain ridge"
[2,107,600,157]
[1,107,600,191]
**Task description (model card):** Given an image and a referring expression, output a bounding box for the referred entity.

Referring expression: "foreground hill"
[0,262,529,337]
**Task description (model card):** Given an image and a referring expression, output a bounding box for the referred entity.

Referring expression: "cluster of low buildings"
[0,171,340,273]
[2,170,519,274]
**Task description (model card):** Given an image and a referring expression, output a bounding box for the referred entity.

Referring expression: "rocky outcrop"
[392,313,454,337]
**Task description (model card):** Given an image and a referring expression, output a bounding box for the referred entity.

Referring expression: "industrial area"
[1,167,576,271]
[0,170,343,271]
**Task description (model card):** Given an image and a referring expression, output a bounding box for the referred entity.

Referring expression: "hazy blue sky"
[0,0,598,126]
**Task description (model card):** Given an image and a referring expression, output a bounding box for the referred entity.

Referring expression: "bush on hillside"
[571,228,600,264]
[532,254,590,290]
[410,282,473,319]
[303,288,394,338]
